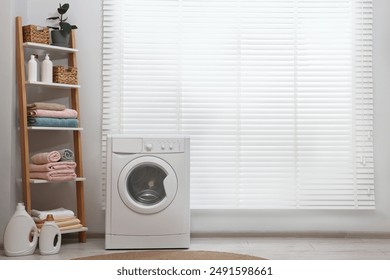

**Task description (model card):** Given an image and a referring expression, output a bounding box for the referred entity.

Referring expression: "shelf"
[30,177,86,184]
[28,126,83,131]
[23,42,78,60]
[26,81,80,89]
[61,226,88,235]
[17,16,87,243]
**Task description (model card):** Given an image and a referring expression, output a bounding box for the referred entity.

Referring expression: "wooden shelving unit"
[15,16,87,242]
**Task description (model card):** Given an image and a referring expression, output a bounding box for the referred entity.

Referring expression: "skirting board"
[61,231,390,240]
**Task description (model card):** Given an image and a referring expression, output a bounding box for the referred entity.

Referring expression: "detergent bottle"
[39,214,61,255]
[3,202,38,257]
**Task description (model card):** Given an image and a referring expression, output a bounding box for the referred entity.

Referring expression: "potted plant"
[47,3,77,47]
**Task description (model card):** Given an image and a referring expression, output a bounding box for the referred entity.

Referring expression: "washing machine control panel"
[142,138,184,153]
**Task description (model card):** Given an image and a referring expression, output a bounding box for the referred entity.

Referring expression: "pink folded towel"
[27,108,78,119]
[31,151,61,164]
[29,170,77,181]
[29,161,76,172]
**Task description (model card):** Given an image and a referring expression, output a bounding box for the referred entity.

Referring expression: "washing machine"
[105,135,190,249]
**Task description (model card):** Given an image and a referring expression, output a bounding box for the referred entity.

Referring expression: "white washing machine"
[105,135,190,249]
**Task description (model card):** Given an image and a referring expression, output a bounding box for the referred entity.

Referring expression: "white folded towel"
[31,207,75,220]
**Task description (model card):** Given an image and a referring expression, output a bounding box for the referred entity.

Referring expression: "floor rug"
[73,250,265,260]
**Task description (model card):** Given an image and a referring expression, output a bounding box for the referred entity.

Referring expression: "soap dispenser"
[39,214,61,255]
[27,54,37,82]
[3,202,38,257]
[41,54,53,83]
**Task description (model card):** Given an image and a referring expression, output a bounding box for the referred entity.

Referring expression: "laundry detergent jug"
[39,214,61,255]
[3,203,38,257]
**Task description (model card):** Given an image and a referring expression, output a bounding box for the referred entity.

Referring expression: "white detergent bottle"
[3,202,38,257]
[39,214,61,255]
[41,54,53,83]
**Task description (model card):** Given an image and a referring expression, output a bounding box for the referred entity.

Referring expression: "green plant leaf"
[46,16,60,20]
[58,3,69,15]
[60,21,72,33]
[62,3,69,9]
[71,25,78,30]
[58,7,68,14]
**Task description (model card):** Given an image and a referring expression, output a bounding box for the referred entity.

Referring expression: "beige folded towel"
[27,102,66,111]
[59,223,83,232]
[36,218,81,229]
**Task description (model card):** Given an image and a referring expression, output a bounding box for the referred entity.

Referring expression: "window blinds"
[102,0,374,209]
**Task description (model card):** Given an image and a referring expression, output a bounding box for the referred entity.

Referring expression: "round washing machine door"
[117,156,178,214]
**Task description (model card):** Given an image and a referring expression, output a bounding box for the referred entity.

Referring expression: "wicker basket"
[22,25,50,45]
[53,66,78,85]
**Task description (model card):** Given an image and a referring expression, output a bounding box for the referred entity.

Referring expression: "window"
[102,0,374,209]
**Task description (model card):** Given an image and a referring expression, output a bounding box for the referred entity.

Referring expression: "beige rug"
[73,250,265,260]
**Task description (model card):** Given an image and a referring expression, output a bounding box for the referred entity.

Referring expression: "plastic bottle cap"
[17,203,25,210]
[46,214,54,221]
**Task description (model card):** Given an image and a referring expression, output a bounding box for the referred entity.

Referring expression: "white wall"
[0,0,14,245]
[0,0,27,244]
[1,0,390,244]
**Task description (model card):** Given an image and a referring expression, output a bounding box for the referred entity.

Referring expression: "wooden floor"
[1,237,390,260]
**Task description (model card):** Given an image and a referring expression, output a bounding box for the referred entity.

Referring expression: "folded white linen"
[31,207,75,220]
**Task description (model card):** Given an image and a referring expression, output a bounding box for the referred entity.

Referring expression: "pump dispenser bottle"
[27,54,37,82]
[3,203,38,257]
[41,54,53,83]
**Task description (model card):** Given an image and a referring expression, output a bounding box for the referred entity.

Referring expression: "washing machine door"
[118,156,178,214]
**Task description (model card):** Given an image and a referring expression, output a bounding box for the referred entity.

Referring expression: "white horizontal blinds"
[354,0,374,208]
[116,1,180,133]
[102,0,124,208]
[296,1,357,209]
[101,0,181,208]
[101,0,374,209]
[238,1,296,209]
[180,0,242,208]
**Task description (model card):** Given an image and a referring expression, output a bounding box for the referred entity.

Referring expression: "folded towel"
[33,216,77,223]
[36,218,81,229]
[27,108,78,119]
[59,223,83,232]
[31,208,75,220]
[27,102,66,111]
[29,170,77,182]
[58,149,74,162]
[29,161,76,172]
[31,151,61,164]
[27,117,79,128]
